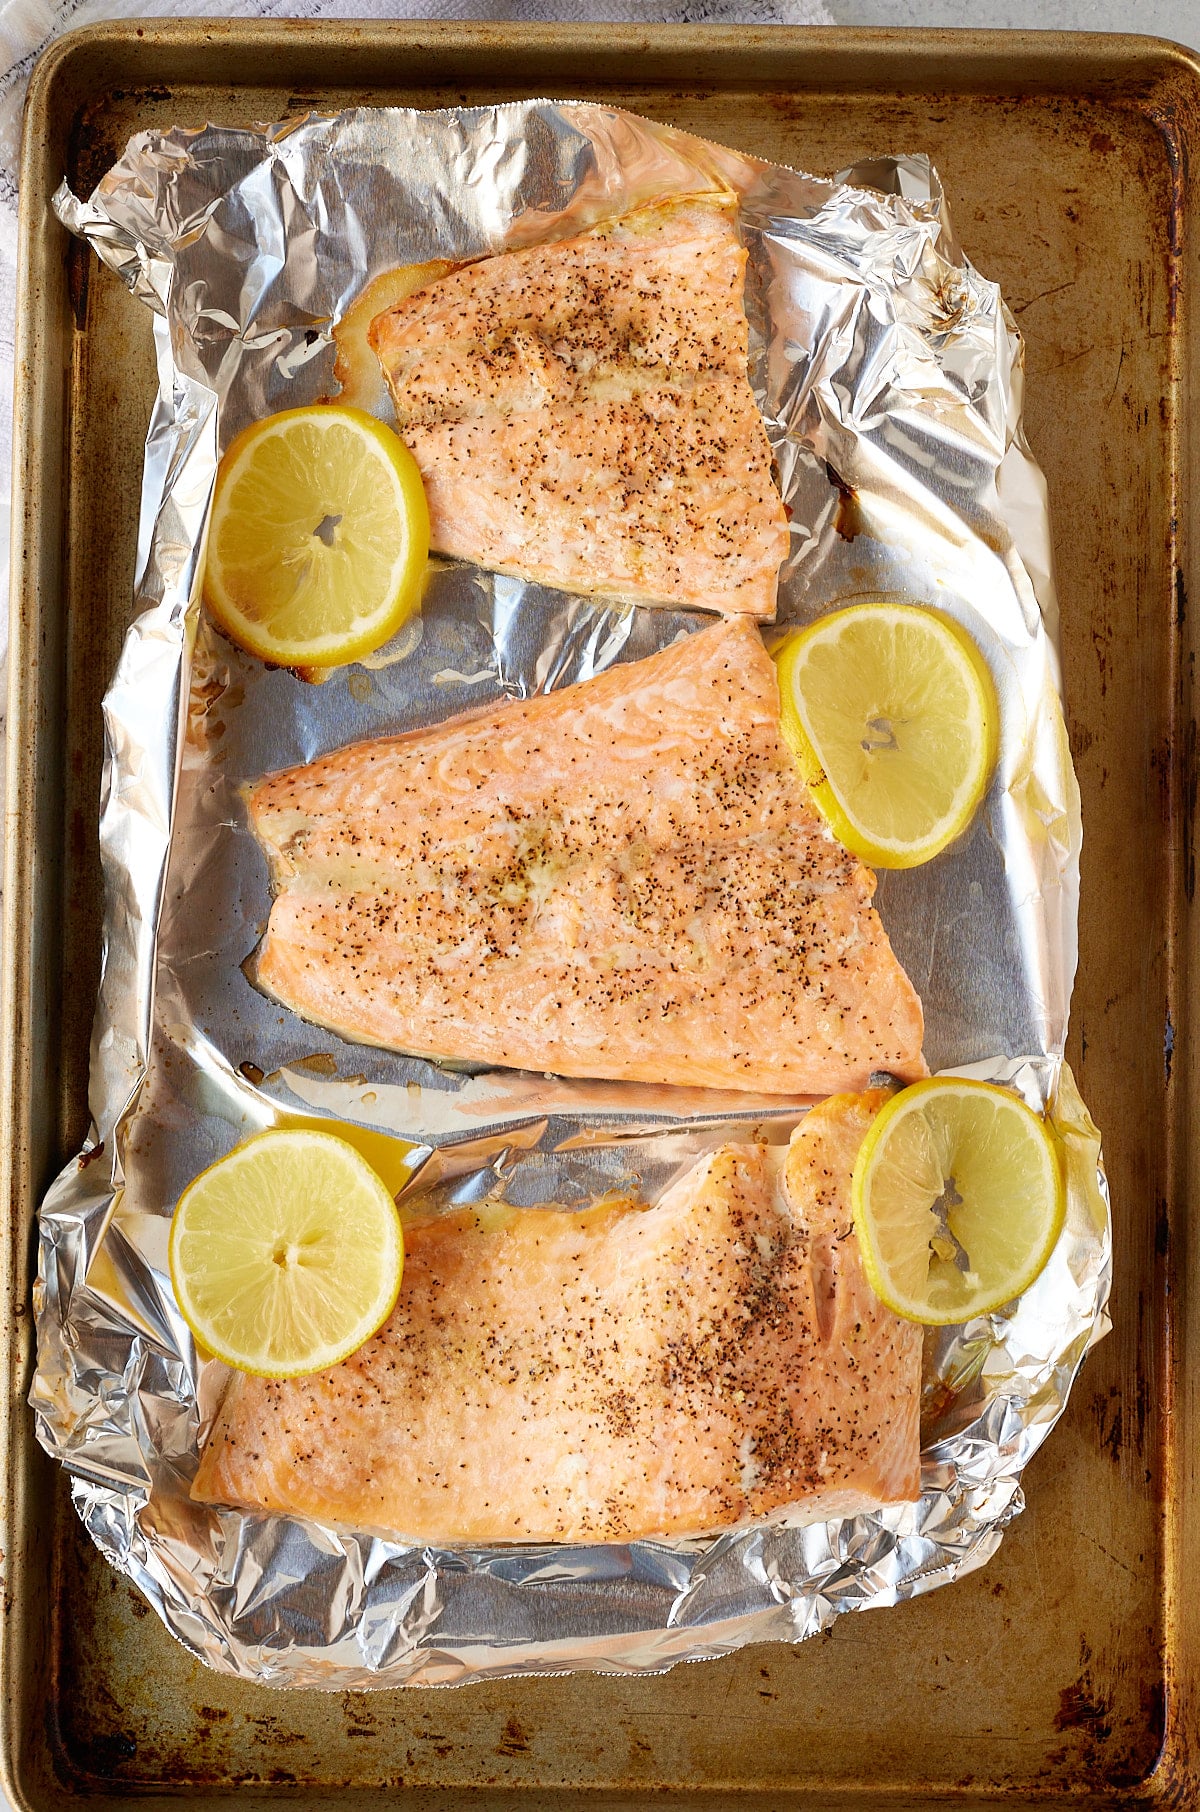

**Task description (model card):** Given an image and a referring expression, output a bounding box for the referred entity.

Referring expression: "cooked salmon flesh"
[367,202,790,616]
[191,1089,923,1542]
[248,616,925,1095]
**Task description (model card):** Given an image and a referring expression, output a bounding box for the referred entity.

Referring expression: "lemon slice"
[169,1128,404,1377]
[203,404,429,668]
[851,1078,1065,1325]
[776,602,998,867]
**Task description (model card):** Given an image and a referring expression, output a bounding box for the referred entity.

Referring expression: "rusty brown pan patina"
[0,22,1196,1809]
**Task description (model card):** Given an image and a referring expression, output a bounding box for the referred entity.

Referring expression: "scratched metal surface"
[2,23,1195,1810]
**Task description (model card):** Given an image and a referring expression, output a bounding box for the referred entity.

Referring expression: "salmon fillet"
[367,202,789,616]
[190,1090,924,1542]
[248,616,925,1095]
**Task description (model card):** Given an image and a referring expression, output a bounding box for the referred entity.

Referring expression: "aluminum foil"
[34,103,1111,1689]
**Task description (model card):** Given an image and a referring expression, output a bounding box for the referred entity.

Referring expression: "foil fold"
[34,102,1109,1689]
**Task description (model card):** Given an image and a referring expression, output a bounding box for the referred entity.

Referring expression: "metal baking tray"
[1,21,1195,1809]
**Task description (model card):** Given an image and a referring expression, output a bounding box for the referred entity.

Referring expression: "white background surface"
[835,0,1197,28]
[2,0,1197,1805]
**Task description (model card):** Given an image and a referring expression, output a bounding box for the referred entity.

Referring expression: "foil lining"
[34,103,1110,1689]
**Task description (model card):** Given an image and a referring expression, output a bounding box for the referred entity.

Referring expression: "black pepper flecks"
[249,618,925,1095]
[192,1092,923,1542]
[368,201,788,615]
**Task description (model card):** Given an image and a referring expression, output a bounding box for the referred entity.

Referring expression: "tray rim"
[2,19,1198,1810]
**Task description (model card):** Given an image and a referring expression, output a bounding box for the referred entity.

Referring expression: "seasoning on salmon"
[367,201,789,616]
[247,616,925,1095]
[190,1089,923,1542]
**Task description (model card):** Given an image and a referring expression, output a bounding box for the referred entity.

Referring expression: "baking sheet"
[11,33,1186,1803]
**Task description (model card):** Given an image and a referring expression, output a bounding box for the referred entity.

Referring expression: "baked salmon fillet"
[248,616,925,1095]
[191,1089,923,1542]
[367,201,789,616]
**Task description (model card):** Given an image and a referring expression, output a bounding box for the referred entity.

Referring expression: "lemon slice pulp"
[851,1078,1065,1325]
[203,404,430,668]
[169,1128,404,1377]
[776,601,998,868]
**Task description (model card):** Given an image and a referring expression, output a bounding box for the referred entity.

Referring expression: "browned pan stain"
[1091,1386,1125,1466]
[495,1717,531,1757]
